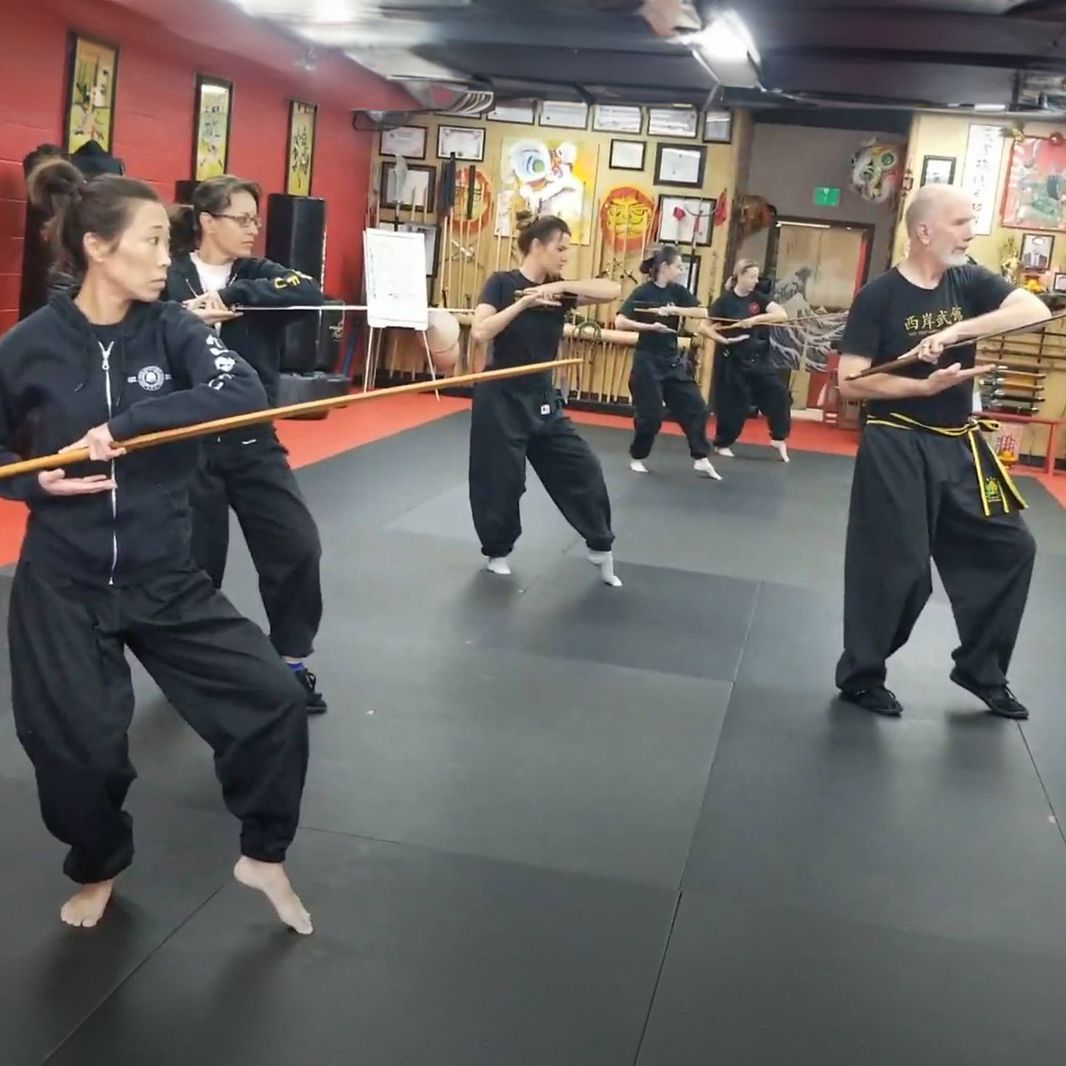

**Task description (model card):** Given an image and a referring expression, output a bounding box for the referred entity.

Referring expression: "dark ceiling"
[230,0,1066,125]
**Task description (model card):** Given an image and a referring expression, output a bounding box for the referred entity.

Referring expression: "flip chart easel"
[362,227,438,392]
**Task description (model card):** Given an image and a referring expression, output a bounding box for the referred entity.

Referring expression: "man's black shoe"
[839,685,903,717]
[950,669,1028,720]
[293,666,328,716]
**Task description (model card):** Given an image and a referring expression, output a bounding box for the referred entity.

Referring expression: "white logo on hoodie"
[137,365,166,391]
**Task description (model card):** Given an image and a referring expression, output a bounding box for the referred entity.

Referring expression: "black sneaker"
[950,669,1028,720]
[293,666,328,716]
[839,685,903,717]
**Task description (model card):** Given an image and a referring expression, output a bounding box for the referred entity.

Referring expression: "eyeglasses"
[211,213,261,230]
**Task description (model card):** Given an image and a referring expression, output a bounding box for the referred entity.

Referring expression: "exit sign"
[814,186,841,206]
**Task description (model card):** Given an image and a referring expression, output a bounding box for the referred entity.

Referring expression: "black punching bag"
[265,194,327,373]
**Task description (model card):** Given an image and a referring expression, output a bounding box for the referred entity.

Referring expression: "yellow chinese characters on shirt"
[903,307,964,334]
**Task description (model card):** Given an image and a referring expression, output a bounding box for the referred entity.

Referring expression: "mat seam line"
[630,889,685,1066]
[1017,724,1066,850]
[39,878,231,1066]
[628,581,763,1063]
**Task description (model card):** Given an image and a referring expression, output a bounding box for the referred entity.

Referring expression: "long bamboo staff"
[590,196,606,331]
[456,172,466,309]
[589,198,609,400]
[604,208,625,400]
[0,359,584,482]
[846,310,1066,380]
[593,211,616,403]
[461,165,476,307]
[234,304,474,314]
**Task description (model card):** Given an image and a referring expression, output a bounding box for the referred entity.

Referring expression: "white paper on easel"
[363,228,430,330]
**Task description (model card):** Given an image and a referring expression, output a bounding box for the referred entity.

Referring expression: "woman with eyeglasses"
[166,177,329,714]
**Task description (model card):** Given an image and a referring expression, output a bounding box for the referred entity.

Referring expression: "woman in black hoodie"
[165,177,328,714]
[1,159,313,935]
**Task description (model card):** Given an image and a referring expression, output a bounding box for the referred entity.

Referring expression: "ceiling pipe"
[763,87,1066,122]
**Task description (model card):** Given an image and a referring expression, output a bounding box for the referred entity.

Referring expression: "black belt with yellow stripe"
[866,413,1027,517]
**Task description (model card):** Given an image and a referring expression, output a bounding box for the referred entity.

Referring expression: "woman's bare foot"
[60,880,114,928]
[233,857,313,935]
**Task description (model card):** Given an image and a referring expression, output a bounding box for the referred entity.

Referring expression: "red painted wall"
[0,0,410,335]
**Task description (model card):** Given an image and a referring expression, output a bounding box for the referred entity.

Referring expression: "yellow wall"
[368,108,745,314]
[892,113,1066,271]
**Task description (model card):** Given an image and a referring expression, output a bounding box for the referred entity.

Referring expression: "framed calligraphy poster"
[193,75,232,181]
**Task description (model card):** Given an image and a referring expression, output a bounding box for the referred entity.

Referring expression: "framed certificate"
[380,125,427,160]
[487,101,536,124]
[920,155,956,186]
[648,107,699,138]
[593,105,643,134]
[538,100,589,130]
[610,139,646,171]
[437,125,485,162]
[703,109,733,144]
[654,143,707,188]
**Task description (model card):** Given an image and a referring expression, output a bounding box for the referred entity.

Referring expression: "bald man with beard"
[834,184,1050,719]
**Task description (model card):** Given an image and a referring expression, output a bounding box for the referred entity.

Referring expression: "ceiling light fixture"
[309,0,358,22]
[686,9,761,90]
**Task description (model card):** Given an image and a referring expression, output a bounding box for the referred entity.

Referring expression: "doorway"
[764,217,873,313]
[763,217,874,410]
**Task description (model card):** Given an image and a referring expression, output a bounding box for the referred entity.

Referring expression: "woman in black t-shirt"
[704,259,791,461]
[616,244,720,479]
[469,215,624,585]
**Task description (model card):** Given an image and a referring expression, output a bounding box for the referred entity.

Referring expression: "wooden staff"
[457,171,467,307]
[605,207,625,400]
[236,304,473,315]
[0,359,584,482]
[493,164,505,274]
[593,212,615,403]
[846,310,1066,380]
[463,165,477,306]
[590,195,605,324]
[440,212,450,307]
[614,223,640,401]
[457,167,467,307]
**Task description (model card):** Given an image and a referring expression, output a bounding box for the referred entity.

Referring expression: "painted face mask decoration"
[850,141,903,204]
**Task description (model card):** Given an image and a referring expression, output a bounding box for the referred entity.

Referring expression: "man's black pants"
[836,424,1036,693]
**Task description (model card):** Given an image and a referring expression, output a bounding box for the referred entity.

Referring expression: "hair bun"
[515,210,536,232]
[27,157,85,215]
[639,242,680,277]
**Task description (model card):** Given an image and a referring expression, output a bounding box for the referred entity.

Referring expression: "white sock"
[693,457,723,481]
[714,446,735,458]
[771,440,790,463]
[587,550,623,587]
[629,458,648,473]
[485,557,512,575]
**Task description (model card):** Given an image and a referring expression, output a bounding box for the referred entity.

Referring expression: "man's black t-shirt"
[478,270,576,391]
[709,287,772,372]
[840,264,1013,427]
[619,281,699,362]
